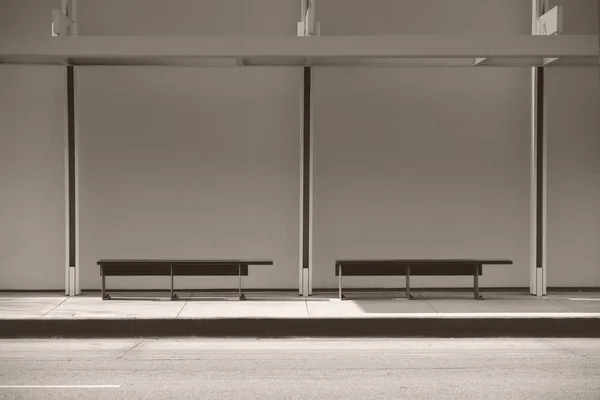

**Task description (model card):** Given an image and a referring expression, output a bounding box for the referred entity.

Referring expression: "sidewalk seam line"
[420,292,439,314]
[541,339,592,359]
[118,339,144,359]
[545,298,568,313]
[39,297,70,319]
[176,294,190,318]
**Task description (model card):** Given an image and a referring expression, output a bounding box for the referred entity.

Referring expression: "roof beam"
[0,35,596,67]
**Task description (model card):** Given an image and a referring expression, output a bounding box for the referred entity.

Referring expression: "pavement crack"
[541,339,592,359]
[544,298,567,312]
[119,340,144,360]
[39,297,70,318]
[176,296,189,318]
[305,299,311,318]
[419,292,438,313]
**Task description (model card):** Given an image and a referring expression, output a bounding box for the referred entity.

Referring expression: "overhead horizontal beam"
[0,35,597,67]
[1,35,594,58]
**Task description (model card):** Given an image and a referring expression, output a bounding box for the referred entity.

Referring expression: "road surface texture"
[0,338,599,400]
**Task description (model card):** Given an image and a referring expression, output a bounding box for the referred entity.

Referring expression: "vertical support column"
[63,0,80,296]
[66,65,77,296]
[69,0,78,36]
[298,0,320,37]
[297,0,310,297]
[307,67,315,297]
[298,0,318,297]
[300,66,313,297]
[53,0,77,37]
[530,0,549,297]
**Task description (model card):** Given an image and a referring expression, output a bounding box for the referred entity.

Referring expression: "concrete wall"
[0,1,62,290]
[0,0,302,291]
[72,0,302,290]
[312,1,531,288]
[0,66,66,290]
[0,0,598,290]
[549,0,598,34]
[77,67,302,290]
[319,0,530,35]
[0,0,60,36]
[0,2,64,290]
[312,67,532,288]
[77,0,298,36]
[546,0,600,286]
[546,67,600,287]
[312,0,600,289]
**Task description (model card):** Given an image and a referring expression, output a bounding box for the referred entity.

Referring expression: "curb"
[1,317,600,338]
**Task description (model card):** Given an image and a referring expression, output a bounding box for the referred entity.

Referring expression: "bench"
[335,259,513,300]
[97,259,273,300]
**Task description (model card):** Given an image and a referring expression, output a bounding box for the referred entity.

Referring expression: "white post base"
[68,267,76,296]
[302,268,309,298]
[536,268,544,297]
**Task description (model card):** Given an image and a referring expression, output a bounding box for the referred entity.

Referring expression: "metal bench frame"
[98,259,272,300]
[335,259,513,301]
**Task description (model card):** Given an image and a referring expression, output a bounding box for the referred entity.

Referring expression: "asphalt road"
[0,338,599,400]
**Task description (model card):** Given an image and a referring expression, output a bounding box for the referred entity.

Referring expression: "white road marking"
[0,385,121,388]
[567,298,600,301]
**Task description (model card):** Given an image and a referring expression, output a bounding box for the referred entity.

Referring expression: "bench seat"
[97,259,273,300]
[335,259,513,300]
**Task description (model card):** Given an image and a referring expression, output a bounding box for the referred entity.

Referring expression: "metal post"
[299,0,319,37]
[338,265,343,300]
[170,265,177,300]
[474,265,482,300]
[68,0,78,36]
[299,67,313,298]
[63,0,80,296]
[239,264,245,300]
[101,266,109,300]
[298,0,317,297]
[406,265,411,300]
[530,0,548,298]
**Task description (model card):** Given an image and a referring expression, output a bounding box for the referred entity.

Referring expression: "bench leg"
[238,265,246,300]
[406,266,411,300]
[170,265,178,300]
[101,267,110,300]
[474,265,483,300]
[338,265,345,300]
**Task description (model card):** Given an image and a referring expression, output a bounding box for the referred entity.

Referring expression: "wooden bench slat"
[101,264,171,276]
[173,265,249,276]
[336,259,513,265]
[335,264,484,276]
[97,259,272,266]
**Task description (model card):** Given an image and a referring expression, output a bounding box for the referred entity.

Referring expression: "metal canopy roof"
[0,35,597,67]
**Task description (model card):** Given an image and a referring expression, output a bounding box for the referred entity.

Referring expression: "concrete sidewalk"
[1,291,600,338]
